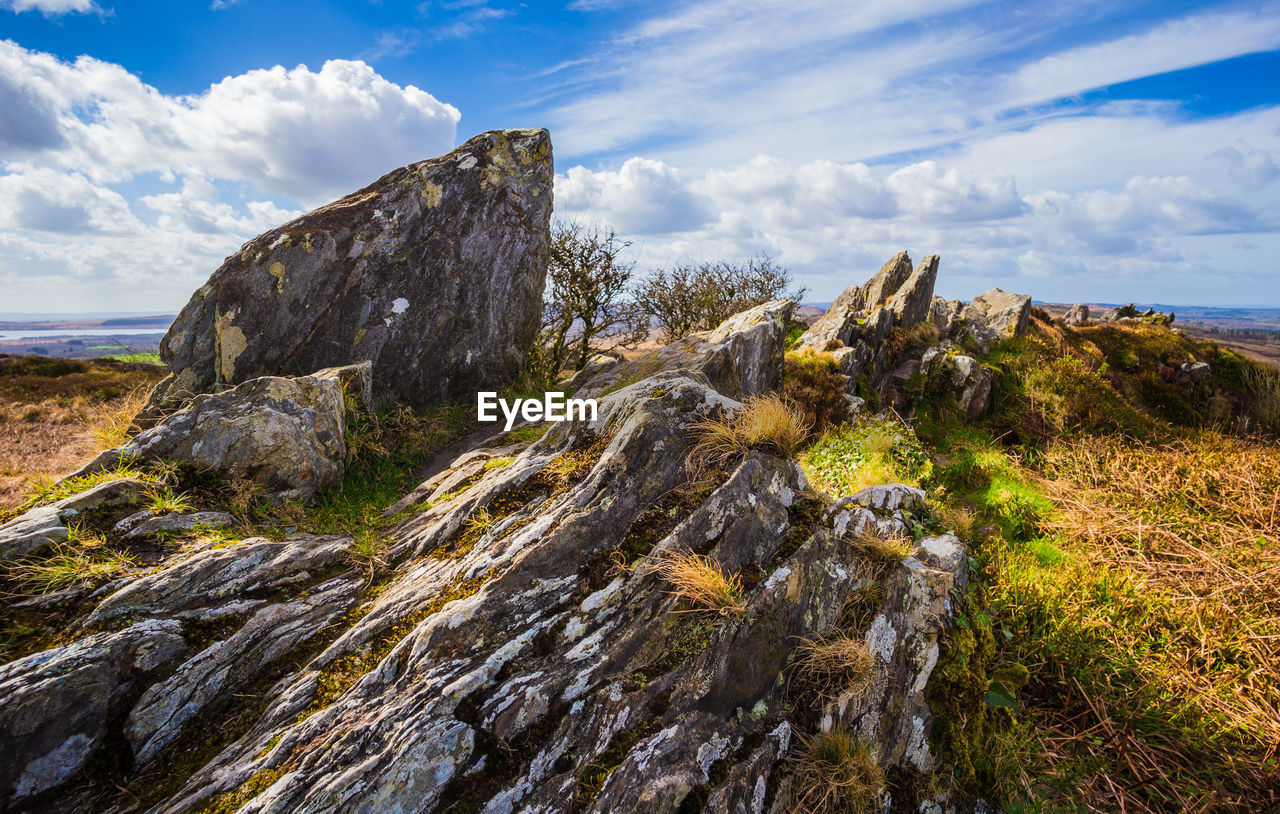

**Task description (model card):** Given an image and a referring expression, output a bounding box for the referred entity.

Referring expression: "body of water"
[0,329,170,340]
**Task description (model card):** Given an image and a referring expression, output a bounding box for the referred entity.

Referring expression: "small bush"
[648,549,746,618]
[788,728,883,813]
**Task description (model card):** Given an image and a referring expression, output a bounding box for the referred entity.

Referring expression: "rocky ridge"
[0,131,1044,813]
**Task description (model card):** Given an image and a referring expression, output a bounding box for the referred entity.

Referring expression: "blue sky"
[1,0,1278,311]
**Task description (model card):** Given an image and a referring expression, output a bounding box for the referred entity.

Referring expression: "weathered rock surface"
[1064,303,1089,326]
[75,373,347,501]
[0,619,187,800]
[0,478,147,560]
[962,288,1032,348]
[887,255,941,329]
[116,510,236,539]
[145,128,553,415]
[797,251,913,352]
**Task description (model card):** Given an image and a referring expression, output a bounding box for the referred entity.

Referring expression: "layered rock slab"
[147,128,553,413]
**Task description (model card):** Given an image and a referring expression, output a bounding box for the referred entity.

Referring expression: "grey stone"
[962,288,1032,348]
[145,128,553,415]
[950,354,996,420]
[1064,303,1089,326]
[0,620,186,799]
[122,511,236,539]
[75,374,347,501]
[797,251,912,352]
[887,254,940,328]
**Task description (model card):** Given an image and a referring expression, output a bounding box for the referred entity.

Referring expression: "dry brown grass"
[795,633,874,702]
[847,526,916,565]
[648,548,746,618]
[689,393,812,473]
[787,728,883,813]
[1040,432,1280,755]
[0,356,166,511]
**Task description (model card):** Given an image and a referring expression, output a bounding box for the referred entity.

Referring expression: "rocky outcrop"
[145,128,553,415]
[0,290,972,813]
[0,478,147,560]
[798,252,914,351]
[1064,303,1089,326]
[74,373,347,501]
[962,288,1032,349]
[1101,304,1175,326]
[0,620,188,801]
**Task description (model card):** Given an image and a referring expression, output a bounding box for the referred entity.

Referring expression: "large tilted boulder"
[144,128,553,415]
[74,372,348,501]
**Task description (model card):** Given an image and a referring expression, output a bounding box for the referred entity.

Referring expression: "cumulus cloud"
[556,158,715,234]
[555,148,1278,302]
[1212,146,1280,189]
[0,169,140,234]
[0,41,460,205]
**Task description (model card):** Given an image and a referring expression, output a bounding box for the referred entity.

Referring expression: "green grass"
[802,414,931,497]
[107,352,163,365]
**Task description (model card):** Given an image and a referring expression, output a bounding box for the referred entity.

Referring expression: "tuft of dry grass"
[787,728,883,813]
[648,548,747,618]
[847,526,915,564]
[795,633,874,702]
[689,393,812,472]
[84,382,151,451]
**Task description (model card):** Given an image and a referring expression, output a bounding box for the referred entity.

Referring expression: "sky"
[0,0,1278,312]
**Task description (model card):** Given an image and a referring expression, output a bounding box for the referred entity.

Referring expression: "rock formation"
[144,128,553,415]
[1064,303,1089,326]
[793,252,1030,422]
[0,294,972,814]
[74,366,355,501]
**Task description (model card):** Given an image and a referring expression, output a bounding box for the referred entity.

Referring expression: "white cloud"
[557,158,714,234]
[0,169,140,234]
[1008,6,1280,108]
[2,0,99,15]
[0,41,461,205]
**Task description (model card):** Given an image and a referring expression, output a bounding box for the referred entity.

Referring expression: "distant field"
[1039,303,1280,368]
[0,355,167,509]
